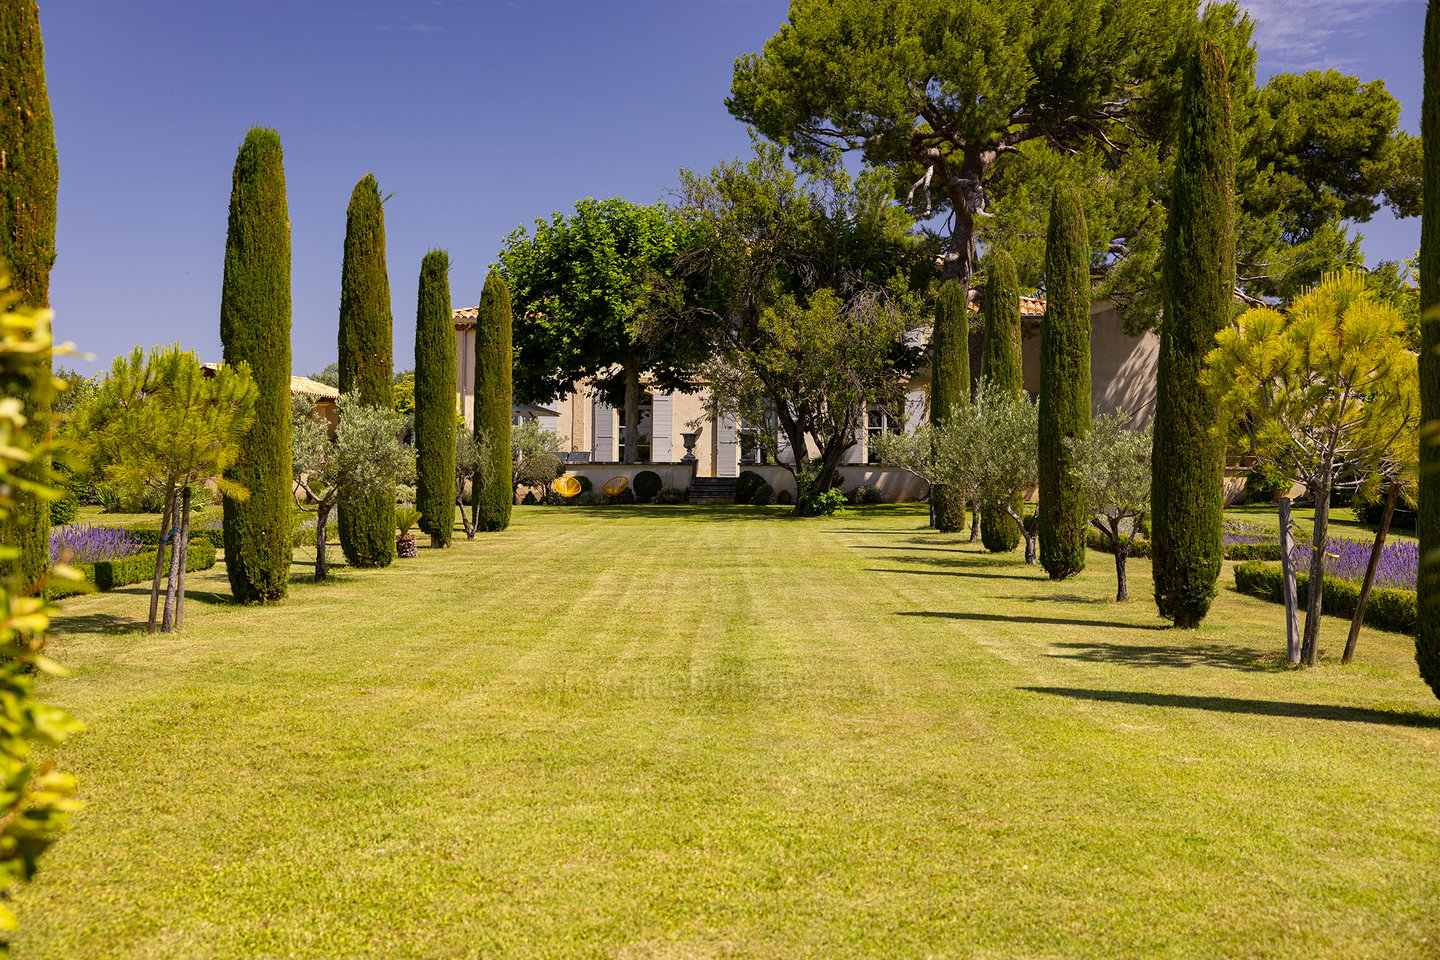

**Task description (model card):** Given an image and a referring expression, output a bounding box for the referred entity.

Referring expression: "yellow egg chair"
[551,476,582,499]
[601,475,630,497]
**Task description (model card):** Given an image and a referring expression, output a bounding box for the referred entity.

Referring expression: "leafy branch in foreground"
[0,265,81,950]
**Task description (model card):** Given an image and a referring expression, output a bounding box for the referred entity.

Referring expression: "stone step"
[689,477,737,504]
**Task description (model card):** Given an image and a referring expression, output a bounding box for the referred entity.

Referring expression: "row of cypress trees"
[219,138,514,602]
[415,251,457,548]
[1037,185,1092,582]
[937,32,1236,629]
[1418,0,1439,700]
[336,175,397,569]
[928,280,968,533]
[979,252,1023,553]
[0,0,58,587]
[1151,38,1235,629]
[220,129,294,602]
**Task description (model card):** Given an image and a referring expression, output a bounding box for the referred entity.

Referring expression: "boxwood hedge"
[1232,560,1417,635]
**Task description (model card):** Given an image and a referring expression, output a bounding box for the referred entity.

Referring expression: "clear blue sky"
[41,0,1422,377]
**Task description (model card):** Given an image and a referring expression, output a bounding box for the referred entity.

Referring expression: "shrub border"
[1232,560,1417,635]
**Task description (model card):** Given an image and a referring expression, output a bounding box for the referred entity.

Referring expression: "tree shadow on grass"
[873,552,1034,571]
[104,584,238,607]
[1020,686,1440,729]
[49,612,144,636]
[849,543,1026,563]
[1046,641,1283,672]
[828,528,934,535]
[870,568,1042,582]
[997,591,1115,606]
[899,610,1164,630]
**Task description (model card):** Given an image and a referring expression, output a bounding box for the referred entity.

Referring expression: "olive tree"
[933,380,1040,564]
[292,394,413,581]
[1068,413,1153,601]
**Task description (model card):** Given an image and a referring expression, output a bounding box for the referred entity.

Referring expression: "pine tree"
[929,279,968,533]
[1037,185,1091,580]
[473,271,513,532]
[219,128,292,602]
[0,0,57,586]
[337,174,395,567]
[1151,39,1235,628]
[980,251,1023,553]
[1418,0,1440,698]
[414,250,457,548]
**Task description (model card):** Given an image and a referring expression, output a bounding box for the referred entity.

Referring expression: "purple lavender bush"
[1295,537,1418,593]
[1221,519,1270,546]
[48,524,143,567]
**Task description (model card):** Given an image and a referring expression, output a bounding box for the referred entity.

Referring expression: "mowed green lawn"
[19,506,1440,959]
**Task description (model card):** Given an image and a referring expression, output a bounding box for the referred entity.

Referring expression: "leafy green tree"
[1205,273,1416,666]
[0,265,81,952]
[1236,71,1419,303]
[980,251,1025,552]
[220,127,293,604]
[728,0,1197,287]
[929,280,969,532]
[414,251,456,548]
[81,347,256,633]
[337,174,396,567]
[473,271,513,532]
[0,0,58,588]
[1038,185,1091,580]
[1421,0,1440,701]
[1070,413,1152,601]
[965,14,1416,330]
[309,363,340,388]
[392,370,415,418]
[499,198,700,463]
[511,420,562,497]
[292,395,414,581]
[675,147,924,510]
[51,368,98,417]
[1152,38,1235,629]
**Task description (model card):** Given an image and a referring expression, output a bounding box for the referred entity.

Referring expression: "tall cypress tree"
[1037,184,1091,580]
[929,279,968,533]
[337,174,395,567]
[414,249,457,549]
[1418,0,1440,698]
[473,270,513,533]
[1151,39,1235,628]
[0,0,57,586]
[980,251,1023,553]
[219,128,292,603]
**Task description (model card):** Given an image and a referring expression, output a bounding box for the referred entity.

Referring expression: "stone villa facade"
[452,298,1159,499]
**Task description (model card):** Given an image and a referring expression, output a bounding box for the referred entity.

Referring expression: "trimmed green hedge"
[1224,542,1285,562]
[1232,561,1417,635]
[123,518,316,549]
[126,525,226,550]
[735,470,765,505]
[50,539,218,601]
[1086,528,1283,562]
